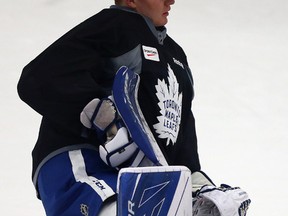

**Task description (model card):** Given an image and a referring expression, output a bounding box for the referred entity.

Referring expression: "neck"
[110,5,167,45]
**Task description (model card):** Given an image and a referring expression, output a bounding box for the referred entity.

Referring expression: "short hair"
[114,0,123,5]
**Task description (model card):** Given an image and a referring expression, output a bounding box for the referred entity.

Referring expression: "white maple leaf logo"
[153,64,182,146]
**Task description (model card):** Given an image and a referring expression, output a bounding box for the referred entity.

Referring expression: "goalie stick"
[112,66,168,166]
[112,66,193,216]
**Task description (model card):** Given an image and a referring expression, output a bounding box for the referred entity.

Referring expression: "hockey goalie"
[18,1,251,215]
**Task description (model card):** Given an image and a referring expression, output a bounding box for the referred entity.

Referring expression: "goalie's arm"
[175,109,201,172]
[17,40,108,133]
[17,21,142,133]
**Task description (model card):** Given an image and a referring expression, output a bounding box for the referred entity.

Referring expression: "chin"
[155,19,168,27]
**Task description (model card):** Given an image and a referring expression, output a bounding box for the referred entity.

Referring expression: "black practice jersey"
[18,6,201,190]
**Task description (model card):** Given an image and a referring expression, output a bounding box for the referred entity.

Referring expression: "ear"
[125,0,137,9]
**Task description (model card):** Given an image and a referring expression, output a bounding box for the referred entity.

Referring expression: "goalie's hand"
[80,97,144,168]
[99,121,144,168]
[193,184,251,216]
[80,97,118,143]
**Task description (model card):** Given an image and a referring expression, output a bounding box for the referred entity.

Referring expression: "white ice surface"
[1,0,287,215]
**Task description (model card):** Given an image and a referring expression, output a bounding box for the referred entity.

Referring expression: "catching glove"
[193,184,251,216]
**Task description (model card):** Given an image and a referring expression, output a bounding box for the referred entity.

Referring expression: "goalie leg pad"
[117,166,193,216]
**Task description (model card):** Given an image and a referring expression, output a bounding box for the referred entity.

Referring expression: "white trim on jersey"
[68,150,115,201]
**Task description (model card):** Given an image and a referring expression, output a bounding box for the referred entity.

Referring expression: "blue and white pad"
[112,66,168,166]
[117,166,192,216]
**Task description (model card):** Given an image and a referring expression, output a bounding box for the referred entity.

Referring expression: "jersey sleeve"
[18,38,106,129]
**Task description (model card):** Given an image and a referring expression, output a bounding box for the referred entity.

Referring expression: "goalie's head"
[114,0,175,27]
